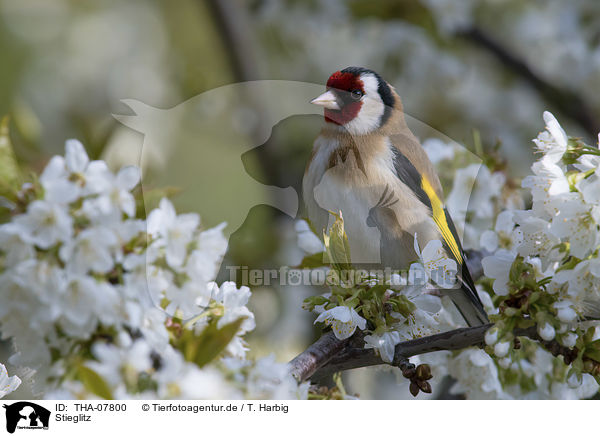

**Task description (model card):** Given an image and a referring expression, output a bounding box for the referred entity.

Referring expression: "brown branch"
[290,324,543,383]
[204,0,284,187]
[205,0,260,82]
[316,324,493,379]
[457,26,600,140]
[288,331,351,382]
[290,325,488,383]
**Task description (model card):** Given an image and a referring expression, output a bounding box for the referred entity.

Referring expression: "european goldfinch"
[304,66,488,327]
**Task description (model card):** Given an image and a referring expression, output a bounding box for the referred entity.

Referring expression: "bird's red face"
[311,67,395,135]
[322,71,365,125]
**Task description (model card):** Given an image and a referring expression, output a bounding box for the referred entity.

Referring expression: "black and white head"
[310,66,396,135]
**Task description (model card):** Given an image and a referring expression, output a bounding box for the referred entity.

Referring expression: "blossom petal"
[117,166,141,191]
[65,139,89,173]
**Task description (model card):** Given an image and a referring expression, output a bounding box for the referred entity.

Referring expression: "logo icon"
[2,402,50,433]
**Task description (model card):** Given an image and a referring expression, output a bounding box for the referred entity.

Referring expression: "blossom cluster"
[0,139,306,400]
[414,112,600,399]
[299,214,460,364]
[476,112,600,395]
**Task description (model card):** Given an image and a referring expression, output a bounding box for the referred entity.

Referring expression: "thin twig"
[204,0,283,186]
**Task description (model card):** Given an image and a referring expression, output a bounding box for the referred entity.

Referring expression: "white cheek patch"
[344,73,385,135]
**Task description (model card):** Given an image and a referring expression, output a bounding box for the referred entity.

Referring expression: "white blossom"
[147,198,199,269]
[480,210,518,252]
[185,223,228,285]
[40,139,112,204]
[422,138,458,164]
[213,282,256,333]
[0,223,35,267]
[548,194,597,259]
[0,363,21,398]
[295,219,325,254]
[13,200,73,249]
[59,227,118,274]
[88,338,153,388]
[314,306,366,339]
[413,235,457,289]
[244,354,308,399]
[513,211,560,264]
[481,249,516,296]
[0,140,299,401]
[81,166,140,222]
[561,332,577,348]
[447,349,510,400]
[521,157,569,217]
[532,111,568,163]
[389,270,444,339]
[364,331,401,363]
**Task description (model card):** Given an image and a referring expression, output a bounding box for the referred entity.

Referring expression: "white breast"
[303,136,338,235]
[303,136,385,264]
[303,135,441,267]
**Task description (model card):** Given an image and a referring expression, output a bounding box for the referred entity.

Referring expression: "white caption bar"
[0,400,590,435]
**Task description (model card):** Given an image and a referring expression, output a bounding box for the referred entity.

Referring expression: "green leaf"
[176,317,245,368]
[508,255,524,287]
[323,211,352,269]
[584,349,600,363]
[0,116,22,201]
[389,295,416,317]
[302,295,330,311]
[77,365,114,400]
[295,252,326,269]
[583,327,597,343]
[584,340,600,362]
[367,285,388,299]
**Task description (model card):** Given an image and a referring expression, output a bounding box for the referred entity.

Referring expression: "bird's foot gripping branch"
[291,112,600,399]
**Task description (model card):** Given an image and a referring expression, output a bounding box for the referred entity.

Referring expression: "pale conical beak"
[310,90,340,110]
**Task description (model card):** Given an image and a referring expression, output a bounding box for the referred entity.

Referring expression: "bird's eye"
[350,89,363,100]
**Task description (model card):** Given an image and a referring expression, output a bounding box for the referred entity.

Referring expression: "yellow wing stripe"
[420,177,463,264]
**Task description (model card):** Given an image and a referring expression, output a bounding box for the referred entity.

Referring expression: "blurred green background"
[1,0,599,399]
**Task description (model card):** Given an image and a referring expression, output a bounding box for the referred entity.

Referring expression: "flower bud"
[409,381,420,397]
[494,341,510,357]
[498,357,511,369]
[560,332,577,348]
[416,364,432,380]
[557,306,577,323]
[485,328,499,346]
[567,371,582,389]
[538,323,556,341]
[418,380,432,394]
